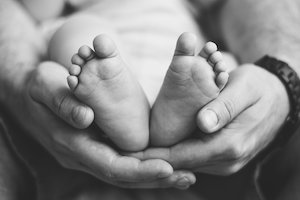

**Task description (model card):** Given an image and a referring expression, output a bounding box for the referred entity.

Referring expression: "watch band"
[254,55,300,160]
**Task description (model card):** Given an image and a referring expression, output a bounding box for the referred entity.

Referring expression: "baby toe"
[71,54,85,67]
[69,64,81,76]
[67,75,79,91]
[78,45,95,61]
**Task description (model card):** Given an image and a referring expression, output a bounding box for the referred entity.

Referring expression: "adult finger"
[29,61,94,129]
[68,133,175,183]
[114,170,196,189]
[128,134,246,175]
[196,65,261,133]
[128,139,214,170]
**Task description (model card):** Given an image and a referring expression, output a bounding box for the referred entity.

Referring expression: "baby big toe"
[93,34,118,58]
[174,32,197,56]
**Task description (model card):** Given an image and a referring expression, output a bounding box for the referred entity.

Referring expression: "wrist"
[272,52,300,77]
[254,55,300,160]
[264,66,290,123]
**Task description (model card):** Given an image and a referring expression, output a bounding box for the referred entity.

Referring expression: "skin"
[150,33,229,147]
[130,64,289,175]
[129,0,300,181]
[68,35,150,151]
[20,0,64,21]
[1,0,300,198]
[0,119,35,199]
[0,0,195,189]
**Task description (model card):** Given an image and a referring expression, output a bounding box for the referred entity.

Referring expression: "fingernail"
[157,170,172,178]
[177,185,190,190]
[177,177,189,186]
[202,109,218,130]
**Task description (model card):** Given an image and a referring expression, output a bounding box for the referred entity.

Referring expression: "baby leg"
[69,35,150,151]
[48,15,149,151]
[150,32,229,146]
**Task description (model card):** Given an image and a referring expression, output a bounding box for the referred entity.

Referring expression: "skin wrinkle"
[212,66,263,127]
[0,0,300,197]
[0,0,203,192]
[138,61,290,173]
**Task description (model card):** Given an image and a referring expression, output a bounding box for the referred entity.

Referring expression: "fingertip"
[157,163,173,178]
[144,159,173,178]
[188,174,196,185]
[175,184,190,190]
[182,171,196,185]
[71,105,94,129]
[197,109,219,133]
[174,171,196,189]
[121,152,174,179]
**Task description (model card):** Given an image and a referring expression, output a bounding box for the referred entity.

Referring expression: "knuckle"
[51,139,87,170]
[221,163,244,176]
[58,159,70,169]
[52,93,69,115]
[54,153,72,169]
[59,159,82,172]
[51,132,80,155]
[106,170,117,182]
[219,98,236,122]
[224,142,246,162]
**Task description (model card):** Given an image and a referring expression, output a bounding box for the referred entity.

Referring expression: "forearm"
[0,0,45,105]
[220,0,300,74]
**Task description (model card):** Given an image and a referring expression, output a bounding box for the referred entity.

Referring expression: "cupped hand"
[129,64,290,175]
[11,61,195,189]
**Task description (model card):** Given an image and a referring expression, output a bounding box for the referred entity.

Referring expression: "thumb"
[29,61,94,129]
[196,69,260,133]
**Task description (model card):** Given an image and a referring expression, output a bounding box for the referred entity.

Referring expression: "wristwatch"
[254,55,300,160]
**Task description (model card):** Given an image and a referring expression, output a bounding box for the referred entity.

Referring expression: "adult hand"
[10,62,195,189]
[129,64,290,175]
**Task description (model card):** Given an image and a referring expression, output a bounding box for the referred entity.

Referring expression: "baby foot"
[150,32,229,146]
[68,34,150,151]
